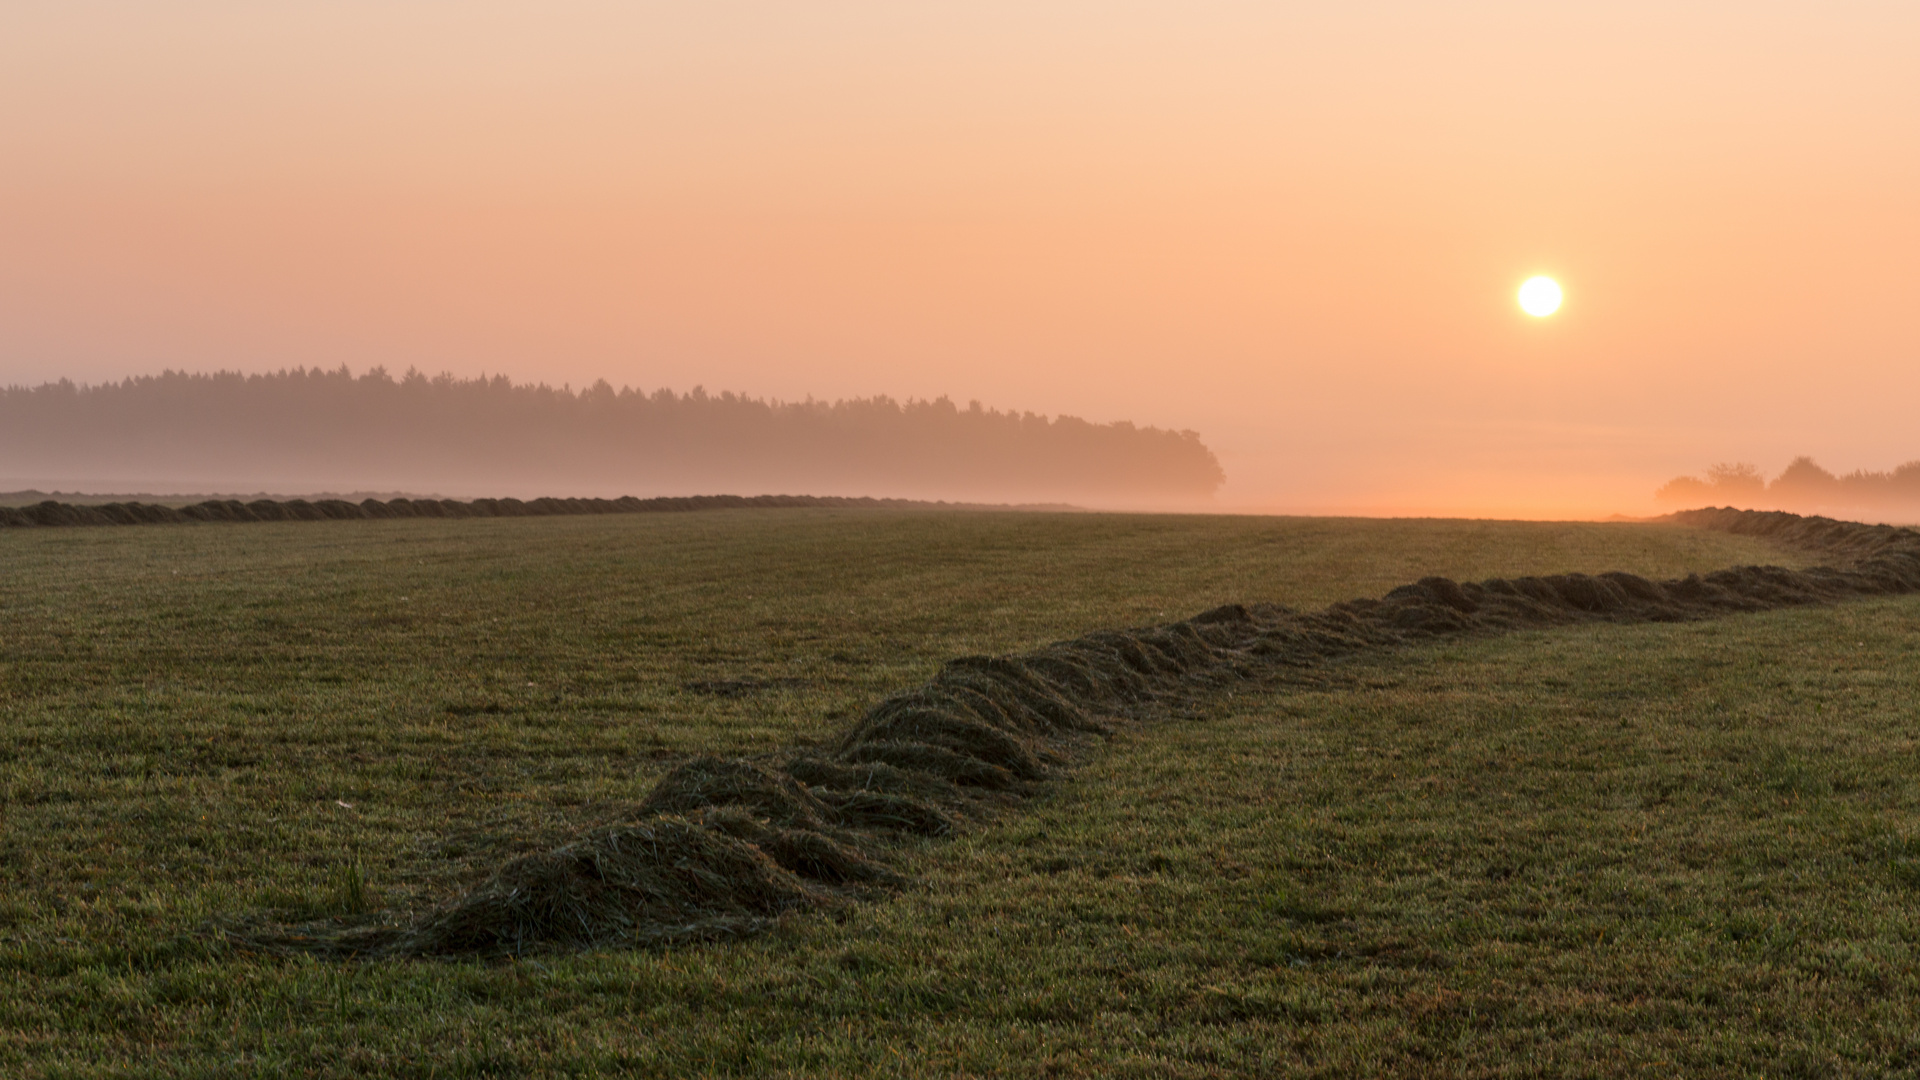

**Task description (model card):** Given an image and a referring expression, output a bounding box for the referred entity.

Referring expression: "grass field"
[5,508,1915,1075]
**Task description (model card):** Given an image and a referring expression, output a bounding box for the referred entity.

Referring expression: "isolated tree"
[1655,462,1766,506]
[1768,457,1839,508]
[1704,462,1766,497]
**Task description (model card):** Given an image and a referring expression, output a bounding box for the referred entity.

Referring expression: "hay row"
[0,493,972,529]
[224,507,1920,960]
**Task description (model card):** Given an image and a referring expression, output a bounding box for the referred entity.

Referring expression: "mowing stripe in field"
[224,507,1920,960]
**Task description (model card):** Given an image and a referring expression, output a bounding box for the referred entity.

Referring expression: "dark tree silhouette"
[0,368,1225,501]
[1656,456,1920,516]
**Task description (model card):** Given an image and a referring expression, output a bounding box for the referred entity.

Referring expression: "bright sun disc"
[1518,276,1563,317]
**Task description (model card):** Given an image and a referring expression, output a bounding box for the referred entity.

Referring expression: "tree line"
[1656,457,1920,516]
[0,367,1225,501]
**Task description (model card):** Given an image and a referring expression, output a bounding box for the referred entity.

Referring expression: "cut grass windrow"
[224,507,1920,960]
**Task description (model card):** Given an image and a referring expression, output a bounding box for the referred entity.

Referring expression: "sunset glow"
[1,3,1917,516]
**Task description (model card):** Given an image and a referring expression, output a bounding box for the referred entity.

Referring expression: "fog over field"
[1656,458,1920,524]
[4,5,1916,516]
[0,367,1222,506]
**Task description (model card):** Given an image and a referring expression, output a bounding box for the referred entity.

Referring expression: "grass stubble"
[2,509,1917,1075]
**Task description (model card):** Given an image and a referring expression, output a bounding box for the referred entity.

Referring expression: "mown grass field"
[5,508,1915,1076]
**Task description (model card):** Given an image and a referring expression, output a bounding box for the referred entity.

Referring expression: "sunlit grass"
[5,508,1882,1076]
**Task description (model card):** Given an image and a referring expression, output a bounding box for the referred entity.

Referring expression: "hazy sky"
[3,2,1916,513]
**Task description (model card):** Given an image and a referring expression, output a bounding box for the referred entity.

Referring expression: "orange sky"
[3,2,1916,514]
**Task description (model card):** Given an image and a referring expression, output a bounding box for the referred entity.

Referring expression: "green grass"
[11,508,1907,1076]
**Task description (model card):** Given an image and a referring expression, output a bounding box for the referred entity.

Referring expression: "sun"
[1518,276,1563,317]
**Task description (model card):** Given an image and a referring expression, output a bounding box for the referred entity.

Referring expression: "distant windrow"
[0,493,1025,529]
[0,368,1225,502]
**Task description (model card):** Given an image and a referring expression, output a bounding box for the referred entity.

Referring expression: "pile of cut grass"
[226,508,1920,962]
[3,507,1885,1075]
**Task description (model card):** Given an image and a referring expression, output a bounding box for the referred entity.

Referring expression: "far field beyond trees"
[0,368,1225,502]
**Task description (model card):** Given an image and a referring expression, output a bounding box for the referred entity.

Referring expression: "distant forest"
[0,367,1225,501]
[1657,458,1920,518]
